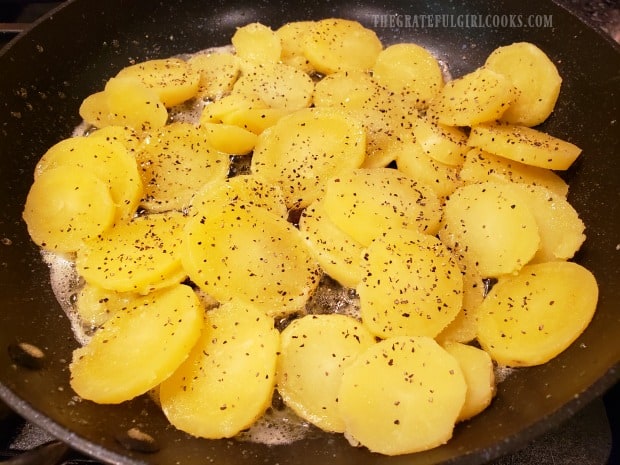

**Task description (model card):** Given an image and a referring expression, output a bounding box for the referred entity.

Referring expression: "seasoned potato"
[70,284,203,404]
[373,43,444,110]
[299,199,366,289]
[136,122,230,212]
[338,336,466,455]
[74,283,137,329]
[476,261,598,366]
[440,181,540,277]
[116,58,201,107]
[460,148,569,197]
[160,300,280,438]
[87,125,142,155]
[303,18,383,74]
[23,165,116,253]
[276,314,375,432]
[429,66,517,127]
[181,204,321,316]
[188,51,240,100]
[251,107,366,209]
[322,168,442,246]
[485,42,562,126]
[76,212,187,293]
[442,341,496,422]
[276,20,316,72]
[232,22,281,63]
[468,123,582,170]
[412,116,468,166]
[357,228,463,338]
[200,122,257,155]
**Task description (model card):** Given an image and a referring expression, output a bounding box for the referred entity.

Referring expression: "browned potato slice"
[476,261,598,366]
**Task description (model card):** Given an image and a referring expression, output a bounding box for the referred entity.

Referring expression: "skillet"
[0,0,619,464]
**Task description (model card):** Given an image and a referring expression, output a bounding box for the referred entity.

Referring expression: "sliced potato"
[413,116,468,166]
[338,336,466,455]
[181,204,321,317]
[188,51,240,100]
[322,167,442,246]
[276,314,375,432]
[442,341,495,422]
[476,261,598,366]
[116,58,201,107]
[299,199,366,289]
[357,228,463,338]
[23,165,116,253]
[440,181,540,277]
[468,123,582,170]
[303,18,383,74]
[76,212,187,293]
[485,42,562,126]
[160,300,280,438]
[232,22,281,63]
[70,284,203,404]
[200,122,257,155]
[251,107,366,209]
[276,20,316,72]
[87,125,142,155]
[74,283,137,329]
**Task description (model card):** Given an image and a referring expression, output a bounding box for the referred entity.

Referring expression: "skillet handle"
[0,441,69,465]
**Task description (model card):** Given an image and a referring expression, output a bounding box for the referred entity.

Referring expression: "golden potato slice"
[485,42,562,126]
[303,18,383,74]
[372,43,444,109]
[276,314,375,432]
[440,181,540,277]
[460,148,569,197]
[299,199,366,289]
[35,136,143,221]
[76,212,187,293]
[160,300,280,438]
[70,284,203,404]
[116,58,201,107]
[251,107,366,209]
[87,125,142,155]
[181,204,321,317]
[23,165,116,253]
[276,20,316,72]
[429,66,517,126]
[188,174,287,219]
[232,22,281,63]
[74,283,136,329]
[507,183,585,262]
[322,168,442,246]
[357,228,463,338]
[412,116,468,166]
[442,341,496,422]
[136,122,230,212]
[338,336,466,455]
[468,123,582,170]
[188,51,240,100]
[200,122,257,155]
[476,261,598,366]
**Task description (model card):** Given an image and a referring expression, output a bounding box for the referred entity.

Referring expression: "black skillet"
[0,0,619,464]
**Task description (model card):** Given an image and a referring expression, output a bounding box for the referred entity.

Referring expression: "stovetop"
[1,1,619,464]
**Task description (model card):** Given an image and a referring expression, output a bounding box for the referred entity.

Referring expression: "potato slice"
[276,314,375,432]
[200,122,257,155]
[188,51,240,100]
[507,183,585,262]
[357,228,463,338]
[251,107,366,209]
[232,22,281,63]
[188,174,287,219]
[468,123,582,170]
[74,283,137,330]
[303,18,383,74]
[88,125,142,155]
[442,341,496,422]
[76,212,187,293]
[412,116,468,166]
[429,66,517,126]
[116,58,201,107]
[485,42,562,126]
[440,181,540,277]
[160,300,280,438]
[70,284,203,404]
[136,122,230,212]
[23,165,116,253]
[276,20,317,72]
[35,136,143,221]
[460,148,569,197]
[181,204,321,317]
[476,261,598,366]
[373,43,444,109]
[322,167,442,246]
[338,336,466,455]
[299,199,365,289]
